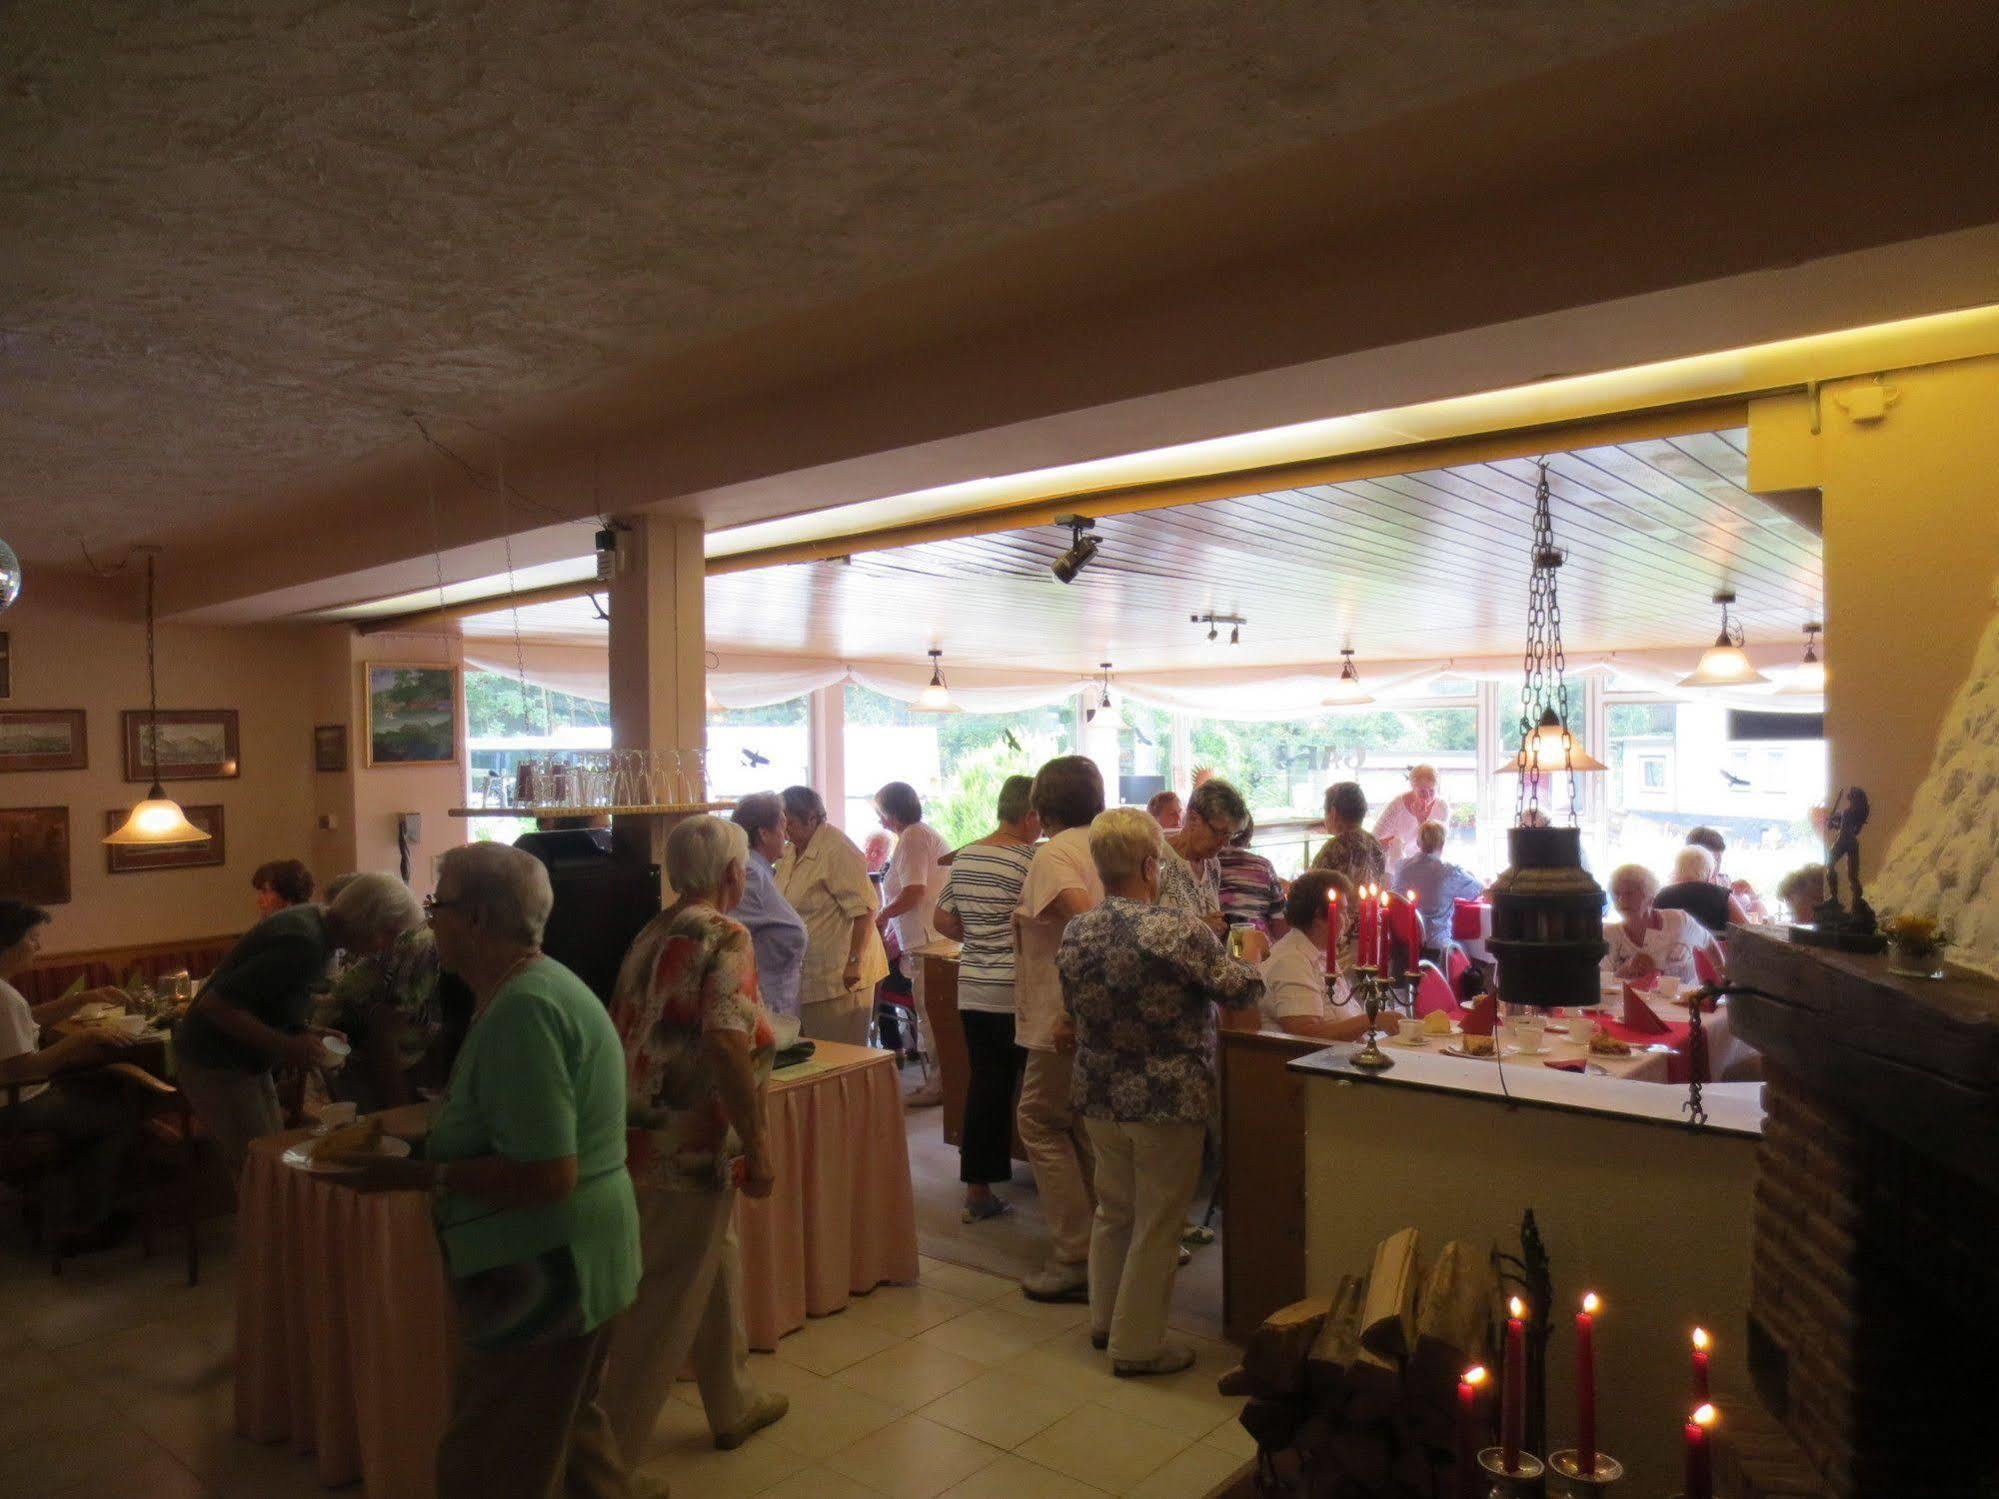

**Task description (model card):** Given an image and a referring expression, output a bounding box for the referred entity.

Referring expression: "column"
[810,682,848,828]
[1079,689,1121,803]
[607,513,706,869]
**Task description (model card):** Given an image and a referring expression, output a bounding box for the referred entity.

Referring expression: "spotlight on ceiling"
[1229,623,1240,646]
[1190,612,1245,645]
[1050,516,1100,584]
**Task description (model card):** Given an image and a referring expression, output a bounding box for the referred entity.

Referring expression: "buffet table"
[235,1042,917,1499]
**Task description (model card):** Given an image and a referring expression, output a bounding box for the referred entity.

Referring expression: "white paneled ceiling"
[463,429,1821,671]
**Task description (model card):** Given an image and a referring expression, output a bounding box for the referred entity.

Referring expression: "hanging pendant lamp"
[1678,591,1770,687]
[105,553,212,846]
[1497,464,1604,783]
[0,534,20,614]
[1321,647,1375,706]
[1778,621,1826,696]
[912,647,962,713]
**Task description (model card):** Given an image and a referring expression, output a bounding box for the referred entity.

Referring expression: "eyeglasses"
[422,895,470,919]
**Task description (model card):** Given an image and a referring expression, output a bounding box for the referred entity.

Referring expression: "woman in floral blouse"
[1057,808,1263,1377]
[599,817,790,1467]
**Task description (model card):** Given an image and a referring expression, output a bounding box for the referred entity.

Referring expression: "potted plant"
[1882,914,1950,979]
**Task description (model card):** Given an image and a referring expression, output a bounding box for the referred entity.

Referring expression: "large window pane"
[707,698,811,803]
[463,671,612,843]
[843,687,1073,847]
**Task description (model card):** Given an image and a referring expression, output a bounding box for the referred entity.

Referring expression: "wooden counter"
[920,949,1026,1160]
[1217,1026,1325,1341]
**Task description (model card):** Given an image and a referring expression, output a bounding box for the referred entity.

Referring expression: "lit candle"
[1406,888,1421,970]
[1684,1402,1717,1499]
[1457,1365,1488,1499]
[1325,888,1341,970]
[1691,1326,1711,1403]
[1576,1292,1600,1477]
[1501,1296,1526,1472]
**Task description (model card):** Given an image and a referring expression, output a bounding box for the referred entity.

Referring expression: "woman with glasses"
[1158,779,1254,950]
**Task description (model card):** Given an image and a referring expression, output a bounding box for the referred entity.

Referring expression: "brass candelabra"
[1341,965,1418,1070]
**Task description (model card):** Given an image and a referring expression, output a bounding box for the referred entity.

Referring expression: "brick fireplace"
[1728,928,1999,1498]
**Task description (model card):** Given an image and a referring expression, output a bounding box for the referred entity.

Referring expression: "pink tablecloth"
[235,1043,917,1498]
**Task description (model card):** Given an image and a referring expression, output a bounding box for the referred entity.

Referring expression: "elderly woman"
[1653,844,1752,936]
[875,780,952,1103]
[1371,765,1450,867]
[600,816,789,1464]
[1058,808,1262,1376]
[728,794,809,1021]
[776,786,889,1045]
[933,774,1039,1223]
[330,843,640,1499]
[1313,781,1389,890]
[176,871,416,1178]
[320,920,473,1111]
[251,858,316,917]
[1604,863,1720,985]
[1159,778,1251,939]
[1216,815,1286,938]
[1256,871,1398,1040]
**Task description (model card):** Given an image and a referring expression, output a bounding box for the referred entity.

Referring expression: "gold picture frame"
[363,663,461,767]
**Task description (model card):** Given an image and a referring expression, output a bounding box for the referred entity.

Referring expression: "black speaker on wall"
[512,830,660,1005]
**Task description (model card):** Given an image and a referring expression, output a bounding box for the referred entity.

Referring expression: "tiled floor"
[1,1231,1249,1499]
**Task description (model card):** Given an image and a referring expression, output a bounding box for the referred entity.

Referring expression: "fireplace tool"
[1341,965,1418,1070]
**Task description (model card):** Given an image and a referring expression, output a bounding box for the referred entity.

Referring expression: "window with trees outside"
[843,686,1073,848]
[463,670,611,843]
[707,699,811,804]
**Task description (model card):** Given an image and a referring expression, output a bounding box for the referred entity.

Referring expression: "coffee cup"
[1570,1016,1596,1049]
[1510,1017,1547,1053]
[1657,976,1683,1002]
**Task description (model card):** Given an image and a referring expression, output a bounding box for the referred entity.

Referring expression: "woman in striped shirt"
[933,776,1040,1223]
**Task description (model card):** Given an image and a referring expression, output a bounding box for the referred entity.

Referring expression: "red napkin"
[1621,984,1671,1035]
[1544,1058,1589,1073]
[1461,995,1498,1037]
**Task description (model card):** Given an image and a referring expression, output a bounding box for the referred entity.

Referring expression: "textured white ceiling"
[1,0,1737,563]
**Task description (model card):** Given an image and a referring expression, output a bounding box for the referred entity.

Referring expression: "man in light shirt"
[729,794,809,1020]
[1258,871,1399,1042]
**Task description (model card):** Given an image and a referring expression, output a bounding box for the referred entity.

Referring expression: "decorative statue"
[1817,787,1880,940]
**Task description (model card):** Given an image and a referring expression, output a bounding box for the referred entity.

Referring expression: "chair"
[102,1063,212,1287]
[1413,962,1463,1020]
[1694,942,1724,989]
[1446,946,1473,996]
[0,1082,67,1274]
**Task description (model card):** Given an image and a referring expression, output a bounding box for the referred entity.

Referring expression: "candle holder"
[1546,1448,1624,1495]
[1477,1447,1545,1496]
[1343,966,1415,1070]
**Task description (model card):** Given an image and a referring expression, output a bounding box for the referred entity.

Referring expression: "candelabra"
[1341,966,1417,1070]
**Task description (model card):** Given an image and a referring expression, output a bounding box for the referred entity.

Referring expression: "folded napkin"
[1460,995,1499,1037]
[1621,984,1671,1035]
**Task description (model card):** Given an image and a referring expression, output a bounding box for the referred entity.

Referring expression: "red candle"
[1691,1326,1711,1403]
[1576,1292,1599,1477]
[1362,885,1380,968]
[1685,1403,1717,1499]
[1405,888,1422,969]
[1325,889,1341,969]
[1457,1365,1488,1499]
[1501,1296,1526,1471]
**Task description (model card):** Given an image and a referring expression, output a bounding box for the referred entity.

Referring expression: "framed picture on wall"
[314,724,348,772]
[0,630,10,700]
[122,709,240,782]
[0,709,87,773]
[103,803,225,874]
[0,806,70,904]
[364,663,460,767]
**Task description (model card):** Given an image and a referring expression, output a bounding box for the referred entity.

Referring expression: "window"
[843,687,1073,847]
[1640,756,1667,791]
[707,698,810,804]
[463,671,613,843]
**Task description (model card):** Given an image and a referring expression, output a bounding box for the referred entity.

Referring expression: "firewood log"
[1242,1294,1332,1395]
[1303,1274,1364,1400]
[1325,1427,1392,1488]
[1359,1227,1421,1360]
[1216,1364,1260,1398]
[1410,1239,1495,1385]
[1238,1394,1309,1451]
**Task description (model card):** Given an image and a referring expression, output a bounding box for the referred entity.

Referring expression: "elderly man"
[729,793,809,1021]
[175,870,419,1177]
[776,786,889,1045]
[1393,820,1485,964]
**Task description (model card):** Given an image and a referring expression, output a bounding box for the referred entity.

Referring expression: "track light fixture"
[1050,515,1100,584]
[1191,612,1245,645]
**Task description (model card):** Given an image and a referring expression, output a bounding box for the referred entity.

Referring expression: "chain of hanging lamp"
[142,551,163,781]
[1515,460,1580,827]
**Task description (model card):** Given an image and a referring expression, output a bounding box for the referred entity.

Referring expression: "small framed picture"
[0,630,11,700]
[364,664,460,767]
[0,806,71,904]
[104,803,225,874]
[314,724,348,773]
[123,709,240,782]
[0,709,88,773]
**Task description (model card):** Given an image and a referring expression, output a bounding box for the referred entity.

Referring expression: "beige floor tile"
[842,1282,979,1337]
[1202,1419,1258,1461]
[914,1304,1065,1366]
[673,1348,830,1414]
[1122,1438,1248,1499]
[915,1257,1019,1305]
[636,1430,809,1499]
[935,1451,1111,1498]
[762,1375,902,1460]
[834,1341,984,1411]
[1015,1402,1194,1494]
[4,1422,179,1497]
[41,1445,210,1499]
[996,1339,1124,1404]
[916,1367,1079,1450]
[772,1312,905,1376]
[825,1414,1002,1499]
[995,1292,1091,1333]
[753,1464,885,1499]
[1092,1365,1244,1438]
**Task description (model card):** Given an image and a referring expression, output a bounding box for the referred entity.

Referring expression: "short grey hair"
[1607,863,1660,902]
[780,785,826,822]
[1089,807,1161,885]
[996,775,1034,826]
[1188,778,1249,834]
[326,872,422,948]
[666,815,749,898]
[1673,845,1717,884]
[438,843,554,946]
[732,791,783,841]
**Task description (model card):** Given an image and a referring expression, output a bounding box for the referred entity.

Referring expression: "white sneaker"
[1113,1343,1196,1378]
[1020,1260,1089,1302]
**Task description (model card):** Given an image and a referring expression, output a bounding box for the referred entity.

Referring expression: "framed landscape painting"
[365,664,460,767]
[122,709,240,782]
[0,709,87,772]
[314,723,348,772]
[0,806,70,904]
[104,803,225,874]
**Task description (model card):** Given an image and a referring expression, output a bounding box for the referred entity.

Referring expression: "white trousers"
[1082,1118,1205,1363]
[599,1186,758,1463]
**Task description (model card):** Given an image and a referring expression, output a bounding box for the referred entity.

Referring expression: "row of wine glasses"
[488,749,710,810]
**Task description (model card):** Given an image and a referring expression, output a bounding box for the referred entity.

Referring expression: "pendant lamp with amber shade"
[105,553,212,847]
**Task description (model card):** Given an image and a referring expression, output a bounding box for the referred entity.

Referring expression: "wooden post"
[607,513,706,874]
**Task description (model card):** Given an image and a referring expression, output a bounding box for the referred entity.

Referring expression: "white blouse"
[1257,929,1360,1026]
[1603,907,1716,984]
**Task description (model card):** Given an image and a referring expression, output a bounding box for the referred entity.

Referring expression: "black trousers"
[958,1009,1027,1186]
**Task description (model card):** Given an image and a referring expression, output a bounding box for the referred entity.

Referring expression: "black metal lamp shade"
[1488,825,1607,1009]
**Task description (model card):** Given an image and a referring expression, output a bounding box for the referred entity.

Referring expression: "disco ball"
[0,536,18,614]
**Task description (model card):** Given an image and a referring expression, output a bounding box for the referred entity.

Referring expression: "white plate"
[1503,1043,1550,1056]
[281,1135,412,1175]
[1386,1032,1429,1048]
[1441,1043,1497,1060]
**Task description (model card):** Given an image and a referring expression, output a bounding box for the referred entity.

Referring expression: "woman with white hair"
[776,785,889,1044]
[1372,764,1451,866]
[1604,862,1720,985]
[1654,843,1752,936]
[1057,808,1263,1376]
[328,842,640,1499]
[176,869,419,1177]
[599,815,788,1466]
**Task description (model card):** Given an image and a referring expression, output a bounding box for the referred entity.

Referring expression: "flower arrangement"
[1883,913,1951,977]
